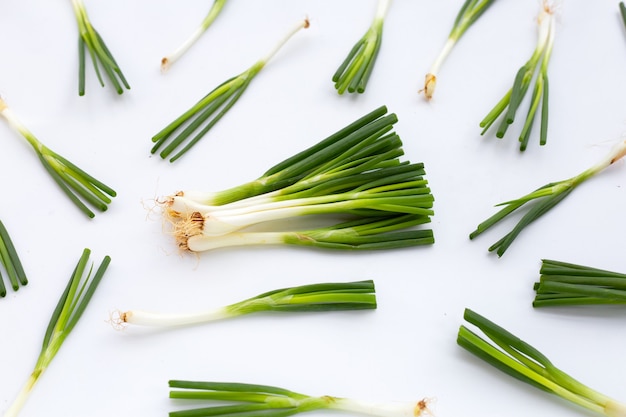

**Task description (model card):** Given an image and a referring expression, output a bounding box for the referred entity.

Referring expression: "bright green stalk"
[71,0,129,95]
[0,220,28,297]
[4,249,111,417]
[0,98,116,218]
[480,2,556,150]
[332,0,390,94]
[152,18,309,163]
[457,308,626,417]
[421,0,497,99]
[469,140,626,256]
[620,3,626,30]
[161,0,228,71]
[115,280,376,328]
[168,380,431,417]
[533,259,626,307]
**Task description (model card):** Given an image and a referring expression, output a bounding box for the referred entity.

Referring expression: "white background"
[1,1,626,416]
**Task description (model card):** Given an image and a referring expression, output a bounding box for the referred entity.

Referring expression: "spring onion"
[533,259,626,307]
[332,0,390,94]
[479,1,556,150]
[0,220,27,297]
[71,0,129,95]
[160,107,434,252]
[4,249,110,417]
[457,308,626,417]
[113,280,376,329]
[169,380,431,417]
[420,0,497,100]
[0,97,116,218]
[152,18,309,163]
[161,0,228,71]
[469,139,626,257]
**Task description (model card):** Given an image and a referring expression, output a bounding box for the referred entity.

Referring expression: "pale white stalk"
[374,0,392,22]
[259,18,310,65]
[113,307,235,328]
[580,140,626,179]
[605,400,626,417]
[188,232,285,252]
[3,375,37,417]
[421,38,455,100]
[330,397,431,417]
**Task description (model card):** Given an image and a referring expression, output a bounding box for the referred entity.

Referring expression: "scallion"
[4,249,111,417]
[152,18,309,163]
[168,380,431,417]
[420,0,497,100]
[332,0,390,94]
[620,2,626,29]
[469,140,626,257]
[0,220,28,297]
[0,97,117,218]
[479,1,556,150]
[457,308,626,417]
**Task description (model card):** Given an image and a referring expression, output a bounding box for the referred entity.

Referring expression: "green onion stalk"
[168,381,431,417]
[469,139,626,257]
[160,107,434,252]
[161,0,228,71]
[152,18,309,163]
[621,3,626,29]
[420,0,497,100]
[0,97,116,218]
[0,220,28,297]
[332,0,390,94]
[479,1,556,151]
[71,0,130,95]
[4,249,110,417]
[533,259,626,307]
[457,308,626,417]
[113,280,376,329]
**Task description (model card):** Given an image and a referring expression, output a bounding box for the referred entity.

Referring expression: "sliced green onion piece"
[458,308,626,417]
[620,2,626,30]
[0,219,28,297]
[0,97,117,218]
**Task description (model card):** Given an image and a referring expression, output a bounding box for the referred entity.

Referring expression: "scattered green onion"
[0,97,117,218]
[4,249,111,417]
[71,0,130,95]
[152,18,309,163]
[0,220,28,297]
[457,308,626,417]
[420,0,497,100]
[161,0,228,71]
[168,380,431,417]
[479,1,556,150]
[114,280,376,329]
[469,139,626,257]
[621,2,626,29]
[332,0,390,94]
[533,259,626,307]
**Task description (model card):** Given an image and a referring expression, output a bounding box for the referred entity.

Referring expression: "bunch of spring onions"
[0,97,116,218]
[152,18,309,163]
[113,280,376,329]
[4,249,110,417]
[0,220,27,297]
[533,259,626,307]
[457,308,626,417]
[469,139,626,257]
[420,0,497,100]
[169,381,431,417]
[332,0,390,94]
[479,1,556,150]
[71,0,129,95]
[161,0,228,71]
[161,106,434,253]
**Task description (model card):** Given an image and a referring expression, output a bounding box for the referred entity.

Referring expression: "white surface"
[1,1,626,416]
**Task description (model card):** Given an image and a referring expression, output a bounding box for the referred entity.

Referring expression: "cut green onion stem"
[479,1,556,150]
[458,308,626,417]
[161,0,228,71]
[152,18,309,162]
[113,280,376,329]
[71,0,130,95]
[533,259,626,307]
[0,220,28,297]
[620,2,626,29]
[469,139,626,257]
[168,380,431,417]
[332,0,390,94]
[0,97,116,218]
[4,249,110,417]
[420,0,497,100]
